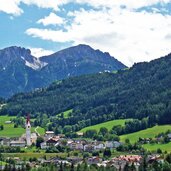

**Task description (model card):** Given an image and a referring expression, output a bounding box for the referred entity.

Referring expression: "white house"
[10,140,26,147]
[40,142,47,149]
[68,142,84,150]
[45,131,55,139]
[94,142,105,150]
[105,141,121,148]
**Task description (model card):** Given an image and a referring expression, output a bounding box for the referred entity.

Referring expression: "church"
[9,115,37,147]
[25,114,37,146]
[26,114,31,146]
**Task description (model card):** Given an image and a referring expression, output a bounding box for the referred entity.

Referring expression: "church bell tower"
[26,114,31,146]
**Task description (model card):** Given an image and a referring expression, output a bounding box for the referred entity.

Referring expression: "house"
[167,133,171,140]
[67,157,83,164]
[118,155,142,163]
[5,121,12,124]
[147,155,162,164]
[68,142,84,150]
[46,137,59,147]
[105,141,121,148]
[84,144,95,152]
[40,142,47,149]
[105,141,114,148]
[31,133,37,144]
[45,131,55,139]
[76,132,84,136]
[0,138,11,146]
[87,157,102,165]
[0,166,5,170]
[46,157,70,165]
[109,155,142,171]
[113,141,122,148]
[94,142,105,150]
[10,140,26,147]
[108,158,126,170]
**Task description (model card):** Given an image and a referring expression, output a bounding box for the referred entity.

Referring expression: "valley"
[0,47,171,170]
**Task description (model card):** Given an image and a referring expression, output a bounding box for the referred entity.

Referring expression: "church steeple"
[26,114,31,146]
[26,114,31,126]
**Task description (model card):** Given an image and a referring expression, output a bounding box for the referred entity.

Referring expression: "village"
[0,116,169,171]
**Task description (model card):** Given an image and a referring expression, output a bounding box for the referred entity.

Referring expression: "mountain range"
[2,52,171,129]
[0,44,126,98]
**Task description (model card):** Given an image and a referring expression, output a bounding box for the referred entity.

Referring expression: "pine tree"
[70,163,74,171]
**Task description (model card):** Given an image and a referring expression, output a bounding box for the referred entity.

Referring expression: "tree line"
[1,53,171,132]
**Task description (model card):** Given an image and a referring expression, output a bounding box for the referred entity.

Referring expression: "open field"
[56,109,73,119]
[0,161,6,166]
[79,119,128,133]
[143,142,171,152]
[120,125,171,143]
[35,126,45,136]
[0,115,45,137]
[2,153,67,160]
[0,115,25,137]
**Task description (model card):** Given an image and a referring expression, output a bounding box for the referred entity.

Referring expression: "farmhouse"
[45,131,55,139]
[87,157,102,165]
[0,138,11,146]
[10,140,26,147]
[46,137,59,147]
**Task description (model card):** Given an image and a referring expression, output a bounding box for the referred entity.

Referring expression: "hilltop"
[0,45,125,98]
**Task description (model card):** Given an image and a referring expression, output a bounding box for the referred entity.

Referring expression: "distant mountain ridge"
[0,44,126,98]
[3,52,171,129]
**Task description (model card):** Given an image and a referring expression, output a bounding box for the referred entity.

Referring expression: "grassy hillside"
[57,109,73,119]
[35,126,45,135]
[3,53,171,132]
[143,142,171,152]
[0,115,45,137]
[120,125,171,143]
[79,119,127,133]
[0,115,24,137]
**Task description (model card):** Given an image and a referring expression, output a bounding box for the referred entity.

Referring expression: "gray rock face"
[0,44,126,98]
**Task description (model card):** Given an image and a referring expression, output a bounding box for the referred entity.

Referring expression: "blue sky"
[0,0,171,66]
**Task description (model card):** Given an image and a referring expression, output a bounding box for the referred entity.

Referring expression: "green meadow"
[120,125,171,143]
[2,153,63,160]
[56,109,73,119]
[0,115,45,137]
[143,142,171,152]
[79,119,128,133]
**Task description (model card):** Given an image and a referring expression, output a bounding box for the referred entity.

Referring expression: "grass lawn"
[0,115,45,137]
[79,119,128,133]
[0,115,25,137]
[120,125,171,144]
[57,109,73,119]
[143,142,171,152]
[0,115,16,125]
[3,153,67,160]
[35,126,45,136]
[0,161,6,166]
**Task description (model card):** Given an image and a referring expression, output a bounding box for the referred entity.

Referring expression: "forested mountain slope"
[1,53,171,129]
[0,45,125,98]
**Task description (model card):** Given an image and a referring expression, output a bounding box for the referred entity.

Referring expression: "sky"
[0,0,171,66]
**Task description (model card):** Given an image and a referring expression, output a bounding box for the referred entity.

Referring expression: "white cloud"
[0,0,70,16]
[2,0,171,66]
[0,0,23,16]
[26,5,171,66]
[29,47,54,57]
[70,0,171,9]
[1,0,171,16]
[1,0,171,17]
[21,0,63,11]
[37,12,64,26]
